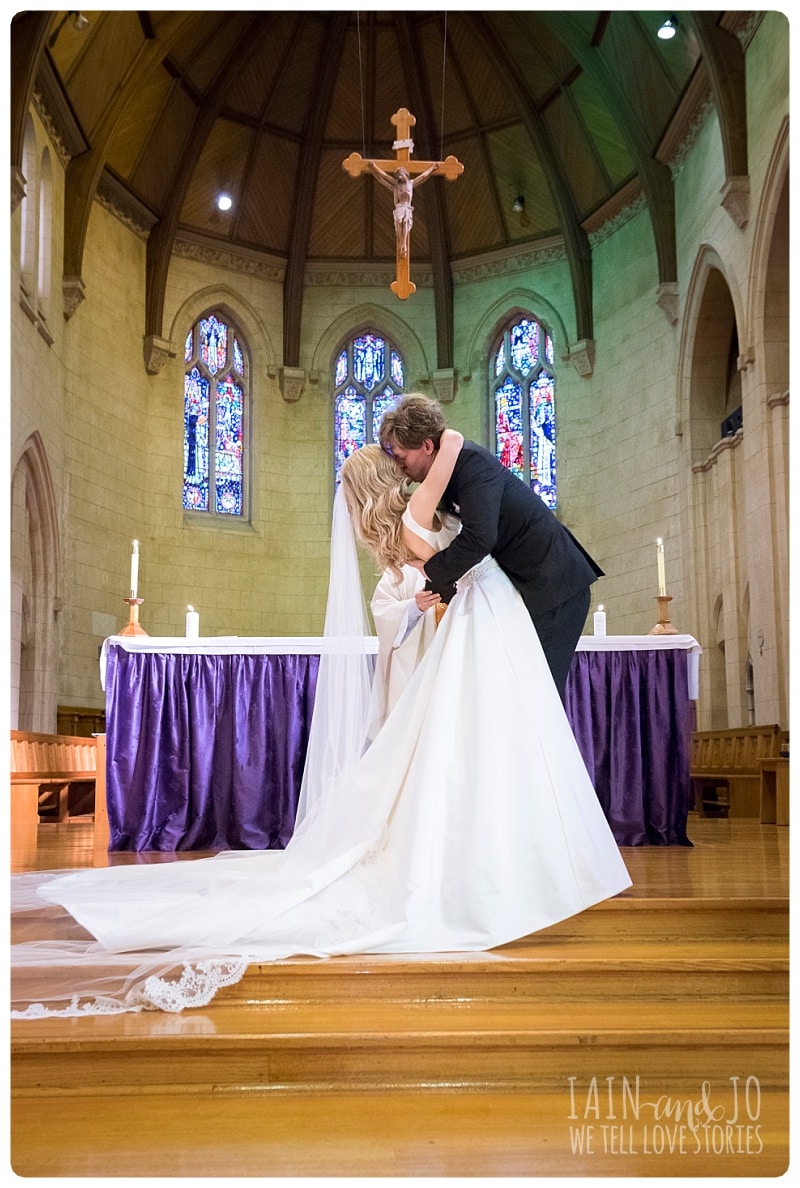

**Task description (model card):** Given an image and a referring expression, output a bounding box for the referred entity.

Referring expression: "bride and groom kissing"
[15,394,628,1018]
[376,392,603,701]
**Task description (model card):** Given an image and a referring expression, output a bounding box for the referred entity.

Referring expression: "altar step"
[217,894,788,1007]
[12,993,788,1096]
[12,896,788,1098]
[12,891,789,1177]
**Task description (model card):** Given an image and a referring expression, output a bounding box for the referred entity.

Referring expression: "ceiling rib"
[283,13,349,367]
[145,15,266,343]
[538,11,678,288]
[62,13,195,303]
[477,12,594,344]
[687,13,748,181]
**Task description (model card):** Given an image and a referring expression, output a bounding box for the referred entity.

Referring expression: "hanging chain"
[439,12,447,159]
[357,12,366,158]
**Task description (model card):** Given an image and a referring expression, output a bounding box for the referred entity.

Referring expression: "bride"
[11,429,631,1017]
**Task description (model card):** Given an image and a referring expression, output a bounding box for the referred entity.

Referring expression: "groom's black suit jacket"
[423,441,603,620]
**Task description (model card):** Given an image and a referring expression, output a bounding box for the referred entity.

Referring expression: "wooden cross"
[343,108,464,299]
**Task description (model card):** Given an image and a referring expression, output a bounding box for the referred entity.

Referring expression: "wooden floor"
[11,814,789,1177]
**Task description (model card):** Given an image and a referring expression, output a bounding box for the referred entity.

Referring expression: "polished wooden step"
[12,1082,790,1179]
[219,934,788,1006]
[12,995,788,1096]
[534,894,789,940]
[10,818,790,1177]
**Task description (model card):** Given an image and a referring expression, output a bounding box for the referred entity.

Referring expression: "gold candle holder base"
[649,594,678,635]
[119,597,149,637]
[434,600,447,627]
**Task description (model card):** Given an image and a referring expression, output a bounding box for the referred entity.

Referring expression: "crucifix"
[343,108,464,299]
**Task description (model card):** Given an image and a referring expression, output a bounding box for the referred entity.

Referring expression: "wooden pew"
[10,731,98,839]
[691,725,784,818]
[57,705,106,738]
[759,752,790,826]
[93,734,109,859]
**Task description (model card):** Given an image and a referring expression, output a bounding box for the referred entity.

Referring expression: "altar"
[100,633,701,852]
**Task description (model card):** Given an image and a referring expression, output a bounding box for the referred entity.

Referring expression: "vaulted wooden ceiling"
[12,11,755,372]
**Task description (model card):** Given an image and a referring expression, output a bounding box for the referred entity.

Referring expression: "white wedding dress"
[12,500,630,1017]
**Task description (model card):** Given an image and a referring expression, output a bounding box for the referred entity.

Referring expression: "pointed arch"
[680,249,750,728]
[466,289,570,381]
[10,432,61,731]
[746,115,789,395]
[489,312,558,507]
[181,309,252,518]
[312,304,430,386]
[330,326,411,487]
[676,246,745,464]
[740,116,789,725]
[168,286,277,374]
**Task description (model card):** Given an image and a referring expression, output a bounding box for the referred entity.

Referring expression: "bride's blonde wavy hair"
[340,445,411,578]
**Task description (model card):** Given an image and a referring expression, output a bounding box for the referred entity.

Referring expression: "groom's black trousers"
[531,587,592,704]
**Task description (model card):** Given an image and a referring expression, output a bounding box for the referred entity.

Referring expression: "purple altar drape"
[564,648,692,846]
[105,647,318,851]
[104,641,693,852]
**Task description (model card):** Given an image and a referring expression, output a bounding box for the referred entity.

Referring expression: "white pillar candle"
[593,605,606,637]
[656,538,666,596]
[186,605,200,639]
[130,540,139,599]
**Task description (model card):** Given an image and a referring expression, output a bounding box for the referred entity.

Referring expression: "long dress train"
[11,506,631,1016]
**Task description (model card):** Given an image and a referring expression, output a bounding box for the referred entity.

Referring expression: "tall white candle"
[186,605,200,639]
[130,540,139,599]
[593,604,606,637]
[656,538,666,596]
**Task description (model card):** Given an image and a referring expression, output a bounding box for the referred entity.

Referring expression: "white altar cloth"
[101,633,701,697]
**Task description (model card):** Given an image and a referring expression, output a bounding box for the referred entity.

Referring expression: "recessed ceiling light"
[217,194,233,212]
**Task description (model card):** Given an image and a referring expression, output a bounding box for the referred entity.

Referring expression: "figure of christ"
[368,162,439,258]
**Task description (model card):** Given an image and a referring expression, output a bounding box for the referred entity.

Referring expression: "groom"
[378,394,603,701]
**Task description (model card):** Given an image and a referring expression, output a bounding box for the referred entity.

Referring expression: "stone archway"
[741,120,789,727]
[10,432,60,730]
[680,254,747,728]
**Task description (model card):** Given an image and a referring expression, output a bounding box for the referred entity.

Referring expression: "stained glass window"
[492,315,557,508]
[183,312,248,517]
[333,331,405,485]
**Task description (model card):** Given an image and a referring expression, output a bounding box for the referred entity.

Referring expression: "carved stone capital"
[143,335,177,375]
[656,282,680,326]
[432,368,457,404]
[720,175,750,229]
[564,339,595,378]
[62,276,86,320]
[737,347,755,371]
[11,166,26,213]
[280,366,306,403]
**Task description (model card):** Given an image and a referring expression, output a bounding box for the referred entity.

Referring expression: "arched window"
[183,311,248,517]
[19,118,38,305]
[492,314,557,508]
[19,125,55,343]
[333,330,405,486]
[37,148,53,323]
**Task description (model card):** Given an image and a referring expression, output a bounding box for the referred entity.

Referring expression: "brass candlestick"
[119,596,149,637]
[649,594,678,635]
